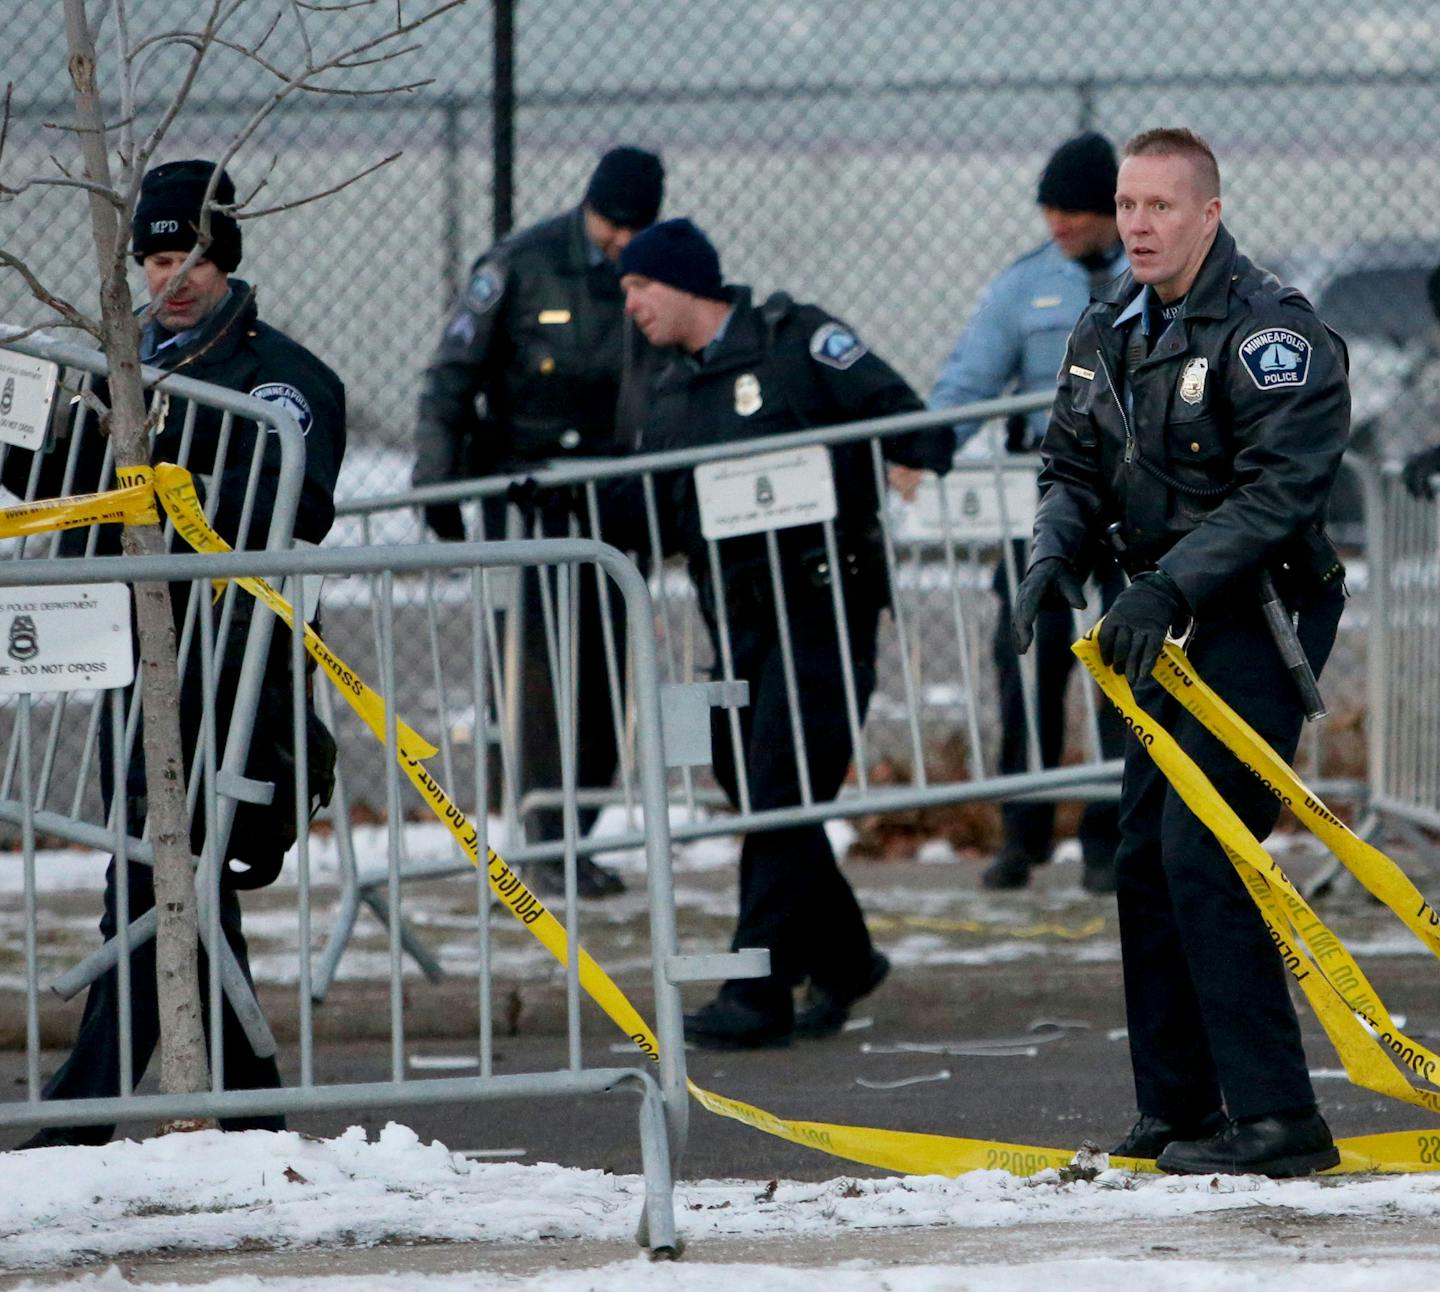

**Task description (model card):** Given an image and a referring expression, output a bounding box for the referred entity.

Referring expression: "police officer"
[412,145,664,898]
[612,219,953,1048]
[1014,129,1348,1176]
[14,159,346,1149]
[931,132,1128,894]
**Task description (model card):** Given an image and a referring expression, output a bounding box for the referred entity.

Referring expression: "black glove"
[1004,413,1033,454]
[506,477,583,535]
[423,502,466,542]
[1010,556,1087,655]
[1097,570,1190,688]
[1403,445,1440,499]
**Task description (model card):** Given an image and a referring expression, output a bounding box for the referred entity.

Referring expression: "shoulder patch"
[464,266,505,314]
[445,310,479,346]
[810,321,867,370]
[1238,327,1311,391]
[249,382,313,435]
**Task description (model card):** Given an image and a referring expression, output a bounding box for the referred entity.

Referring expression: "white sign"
[898,468,1039,545]
[694,445,837,541]
[0,352,60,451]
[0,583,133,695]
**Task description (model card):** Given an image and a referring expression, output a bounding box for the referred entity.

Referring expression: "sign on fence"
[695,445,837,540]
[0,352,60,452]
[897,467,1039,545]
[0,583,133,695]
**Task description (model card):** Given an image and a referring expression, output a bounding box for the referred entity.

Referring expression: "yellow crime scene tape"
[4,466,1438,1176]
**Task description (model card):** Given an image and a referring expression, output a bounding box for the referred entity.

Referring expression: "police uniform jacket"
[5,281,344,551]
[1033,224,1349,613]
[931,239,1126,449]
[414,207,644,485]
[623,285,950,600]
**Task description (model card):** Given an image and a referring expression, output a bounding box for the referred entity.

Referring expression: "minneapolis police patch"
[464,266,504,313]
[810,322,867,370]
[1238,327,1311,391]
[249,383,313,435]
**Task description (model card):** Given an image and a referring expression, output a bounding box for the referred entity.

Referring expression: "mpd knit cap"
[1036,132,1118,215]
[132,159,242,271]
[617,218,726,301]
[583,146,665,230]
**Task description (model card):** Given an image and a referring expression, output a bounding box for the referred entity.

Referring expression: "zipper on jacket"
[1094,347,1134,463]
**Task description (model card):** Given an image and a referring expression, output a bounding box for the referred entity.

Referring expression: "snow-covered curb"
[5,1124,1440,1275]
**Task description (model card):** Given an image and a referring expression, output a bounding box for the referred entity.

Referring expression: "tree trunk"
[63,0,210,1104]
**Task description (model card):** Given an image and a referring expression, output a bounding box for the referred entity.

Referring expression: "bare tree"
[1,0,464,1118]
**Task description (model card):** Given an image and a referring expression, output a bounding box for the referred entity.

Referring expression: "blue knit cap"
[617,218,726,301]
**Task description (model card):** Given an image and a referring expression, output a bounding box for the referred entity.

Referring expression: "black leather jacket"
[599,286,951,609]
[1034,224,1350,612]
[413,207,650,489]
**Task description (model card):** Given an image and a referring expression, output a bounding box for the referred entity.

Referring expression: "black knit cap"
[1036,132,1118,215]
[132,159,242,271]
[583,146,664,230]
[617,218,726,301]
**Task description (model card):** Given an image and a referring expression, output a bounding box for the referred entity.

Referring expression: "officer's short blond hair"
[1123,128,1221,199]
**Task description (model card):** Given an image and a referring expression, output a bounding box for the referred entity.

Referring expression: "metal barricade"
[0,539,695,1253]
[1360,456,1440,852]
[0,326,308,1067]
[321,396,1369,955]
[312,399,1130,967]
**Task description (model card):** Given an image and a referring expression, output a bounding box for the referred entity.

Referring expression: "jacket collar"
[1094,222,1238,321]
[563,206,607,273]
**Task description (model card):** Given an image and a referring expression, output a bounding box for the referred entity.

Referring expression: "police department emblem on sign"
[1239,328,1311,391]
[8,614,38,662]
[1179,356,1208,405]
[810,322,867,370]
[249,383,313,435]
[735,373,762,416]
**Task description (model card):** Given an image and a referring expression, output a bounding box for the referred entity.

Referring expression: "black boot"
[684,990,792,1051]
[981,849,1037,890]
[1111,1109,1227,1159]
[794,950,891,1039]
[10,1126,100,1152]
[1157,1109,1340,1178]
[523,856,626,899]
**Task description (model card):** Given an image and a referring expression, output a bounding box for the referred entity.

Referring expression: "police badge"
[735,373,762,416]
[1179,357,1208,406]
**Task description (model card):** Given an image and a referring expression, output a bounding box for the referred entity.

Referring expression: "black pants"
[42,644,294,1140]
[1116,587,1343,1123]
[38,859,284,1142]
[480,496,623,846]
[708,579,883,1008]
[992,548,1126,864]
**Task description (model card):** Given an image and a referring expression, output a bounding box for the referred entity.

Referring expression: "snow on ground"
[8,1265,1440,1292]
[3,1124,1440,1288]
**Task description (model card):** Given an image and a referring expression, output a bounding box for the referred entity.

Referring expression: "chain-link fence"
[6,1,1440,497]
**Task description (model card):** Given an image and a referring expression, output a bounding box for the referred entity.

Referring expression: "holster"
[1270,526,1346,605]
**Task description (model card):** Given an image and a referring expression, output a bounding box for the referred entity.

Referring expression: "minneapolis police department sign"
[0,583,133,695]
[1239,328,1311,391]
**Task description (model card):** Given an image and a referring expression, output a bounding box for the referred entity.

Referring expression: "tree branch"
[0,250,100,338]
[0,82,12,172]
[231,151,401,218]
[0,172,125,204]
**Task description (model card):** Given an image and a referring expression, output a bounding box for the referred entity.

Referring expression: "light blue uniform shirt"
[930,240,1126,450]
